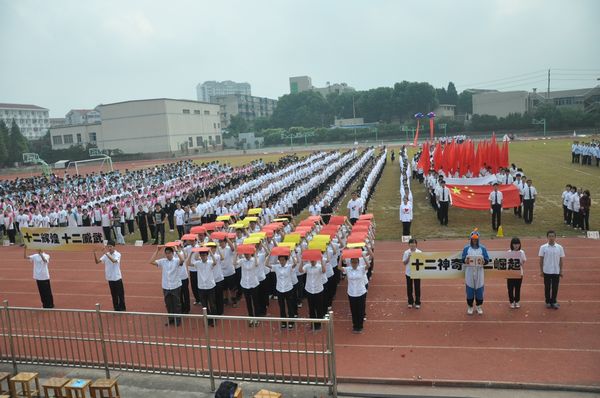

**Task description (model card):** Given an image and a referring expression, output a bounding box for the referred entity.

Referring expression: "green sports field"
[367,137,600,240]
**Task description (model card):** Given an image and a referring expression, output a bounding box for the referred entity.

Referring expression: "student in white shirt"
[150,245,185,326]
[346,192,363,225]
[402,238,422,309]
[507,237,527,309]
[523,179,537,224]
[561,184,573,225]
[399,196,413,236]
[266,251,298,328]
[174,203,186,239]
[24,246,54,308]
[93,241,126,311]
[238,247,261,326]
[186,247,217,325]
[337,252,368,333]
[538,230,565,309]
[489,183,503,231]
[300,255,326,331]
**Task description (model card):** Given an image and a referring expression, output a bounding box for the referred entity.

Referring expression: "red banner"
[446,184,521,210]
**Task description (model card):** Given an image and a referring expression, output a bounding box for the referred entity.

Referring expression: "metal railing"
[0,300,337,397]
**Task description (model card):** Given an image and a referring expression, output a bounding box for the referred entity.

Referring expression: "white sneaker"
[510,302,516,309]
[407,304,413,309]
[515,302,521,308]
[467,306,474,315]
[415,304,421,309]
[476,306,483,315]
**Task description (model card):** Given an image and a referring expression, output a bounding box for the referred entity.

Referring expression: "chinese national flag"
[446,184,521,210]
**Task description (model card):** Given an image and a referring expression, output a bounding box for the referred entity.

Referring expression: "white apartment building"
[65,109,101,125]
[196,80,251,102]
[0,103,50,140]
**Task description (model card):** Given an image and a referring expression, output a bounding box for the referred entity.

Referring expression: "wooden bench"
[10,372,40,398]
[42,377,70,398]
[89,379,120,398]
[64,379,91,398]
[0,372,10,396]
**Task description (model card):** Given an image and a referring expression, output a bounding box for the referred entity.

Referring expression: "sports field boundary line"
[336,378,600,395]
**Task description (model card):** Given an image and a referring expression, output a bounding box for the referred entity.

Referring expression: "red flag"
[429,118,434,141]
[433,142,443,172]
[446,184,521,210]
[500,140,509,168]
[417,142,430,171]
[413,120,420,146]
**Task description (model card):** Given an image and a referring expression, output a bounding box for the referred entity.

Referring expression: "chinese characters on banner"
[410,251,522,279]
[21,227,106,251]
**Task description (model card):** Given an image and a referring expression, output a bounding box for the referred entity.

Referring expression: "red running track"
[1,238,599,387]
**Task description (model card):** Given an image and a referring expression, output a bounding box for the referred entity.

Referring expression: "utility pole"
[547,69,550,99]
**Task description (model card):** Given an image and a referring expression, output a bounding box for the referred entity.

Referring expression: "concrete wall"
[473,91,529,117]
[50,123,102,149]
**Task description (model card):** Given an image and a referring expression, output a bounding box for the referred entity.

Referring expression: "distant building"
[434,104,456,119]
[472,87,600,118]
[212,94,277,128]
[50,98,222,154]
[65,109,101,125]
[223,132,264,150]
[289,76,355,96]
[0,103,50,140]
[334,117,364,127]
[50,118,66,127]
[196,80,251,102]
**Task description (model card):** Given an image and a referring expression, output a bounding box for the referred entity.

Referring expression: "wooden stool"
[64,379,91,398]
[10,372,40,398]
[0,372,10,396]
[89,379,120,398]
[42,378,70,398]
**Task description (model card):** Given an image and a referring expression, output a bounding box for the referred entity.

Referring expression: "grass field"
[366,137,600,240]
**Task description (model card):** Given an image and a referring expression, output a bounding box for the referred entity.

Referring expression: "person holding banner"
[461,229,490,315]
[237,245,261,326]
[300,250,327,331]
[24,246,54,308]
[266,248,298,328]
[402,238,422,309]
[338,249,368,333]
[507,237,527,309]
[93,241,126,311]
[186,246,217,325]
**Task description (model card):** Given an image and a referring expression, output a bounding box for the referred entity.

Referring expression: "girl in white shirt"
[402,238,422,309]
[238,247,261,326]
[266,251,298,328]
[186,247,217,325]
[208,243,225,315]
[507,237,527,309]
[337,253,368,333]
[218,237,238,308]
[24,246,54,308]
[300,255,326,331]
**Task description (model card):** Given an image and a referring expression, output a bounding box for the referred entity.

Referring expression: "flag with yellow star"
[445,184,521,210]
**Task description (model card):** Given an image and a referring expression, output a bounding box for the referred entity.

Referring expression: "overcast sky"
[1,0,599,117]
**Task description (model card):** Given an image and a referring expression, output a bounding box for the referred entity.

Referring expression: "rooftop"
[0,103,48,111]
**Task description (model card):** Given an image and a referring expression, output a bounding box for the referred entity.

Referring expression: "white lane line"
[335,319,600,325]
[336,344,600,353]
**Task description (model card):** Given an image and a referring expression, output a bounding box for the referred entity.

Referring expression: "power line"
[456,70,547,88]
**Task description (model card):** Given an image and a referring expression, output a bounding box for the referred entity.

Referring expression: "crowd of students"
[561,184,592,231]
[571,140,600,167]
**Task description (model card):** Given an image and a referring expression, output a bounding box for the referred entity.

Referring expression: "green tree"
[270,91,333,128]
[8,120,29,164]
[0,120,9,165]
[227,115,248,137]
[446,82,458,105]
[457,90,473,114]
[253,116,271,132]
[436,88,447,104]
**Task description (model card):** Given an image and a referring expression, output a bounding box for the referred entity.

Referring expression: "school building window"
[89,132,97,142]
[63,134,73,144]
[204,110,210,115]
[76,133,82,143]
[188,137,193,147]
[215,135,221,144]
[196,136,203,146]
[52,135,63,145]
[194,110,201,114]
[183,109,190,114]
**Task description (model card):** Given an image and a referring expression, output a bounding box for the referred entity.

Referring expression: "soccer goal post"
[66,156,114,175]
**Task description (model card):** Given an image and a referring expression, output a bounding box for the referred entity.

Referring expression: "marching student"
[570,187,581,229]
[347,192,363,225]
[436,180,451,226]
[513,173,525,218]
[181,234,201,306]
[522,179,537,224]
[461,229,490,315]
[399,196,413,237]
[489,183,503,231]
[206,242,225,315]
[265,248,298,329]
[149,245,185,326]
[402,238,422,309]
[561,184,573,224]
[539,230,565,309]
[174,202,186,239]
[237,245,261,326]
[186,246,217,325]
[507,237,527,309]
[24,246,54,308]
[93,241,126,311]
[300,251,327,331]
[338,250,368,334]
[218,236,238,307]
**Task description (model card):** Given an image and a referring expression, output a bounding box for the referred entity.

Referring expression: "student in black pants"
[136,205,150,243]
[507,237,527,309]
[300,258,326,331]
[25,246,54,308]
[402,238,422,309]
[266,252,298,329]
[93,241,126,311]
[338,253,368,333]
[152,203,166,245]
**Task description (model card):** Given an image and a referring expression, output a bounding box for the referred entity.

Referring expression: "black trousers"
[277,288,297,319]
[234,267,243,300]
[127,220,135,234]
[523,199,534,223]
[406,275,421,305]
[571,211,580,228]
[176,225,184,239]
[154,224,165,244]
[543,273,560,304]
[102,226,113,241]
[108,279,126,311]
[438,201,449,225]
[324,275,337,309]
[402,221,411,236]
[430,190,438,210]
[348,293,366,331]
[305,291,325,329]
[188,272,201,303]
[7,228,16,244]
[242,286,259,317]
[296,274,306,303]
[180,278,191,314]
[36,279,54,308]
[563,205,569,223]
[581,209,590,231]
[566,208,573,225]
[507,278,522,303]
[214,280,225,315]
[198,287,216,324]
[163,287,182,324]
[491,204,502,230]
[139,223,149,243]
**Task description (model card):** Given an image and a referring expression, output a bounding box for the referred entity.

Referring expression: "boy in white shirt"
[24,246,54,308]
[93,241,126,311]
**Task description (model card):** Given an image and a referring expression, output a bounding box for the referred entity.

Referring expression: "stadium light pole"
[532,118,546,138]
